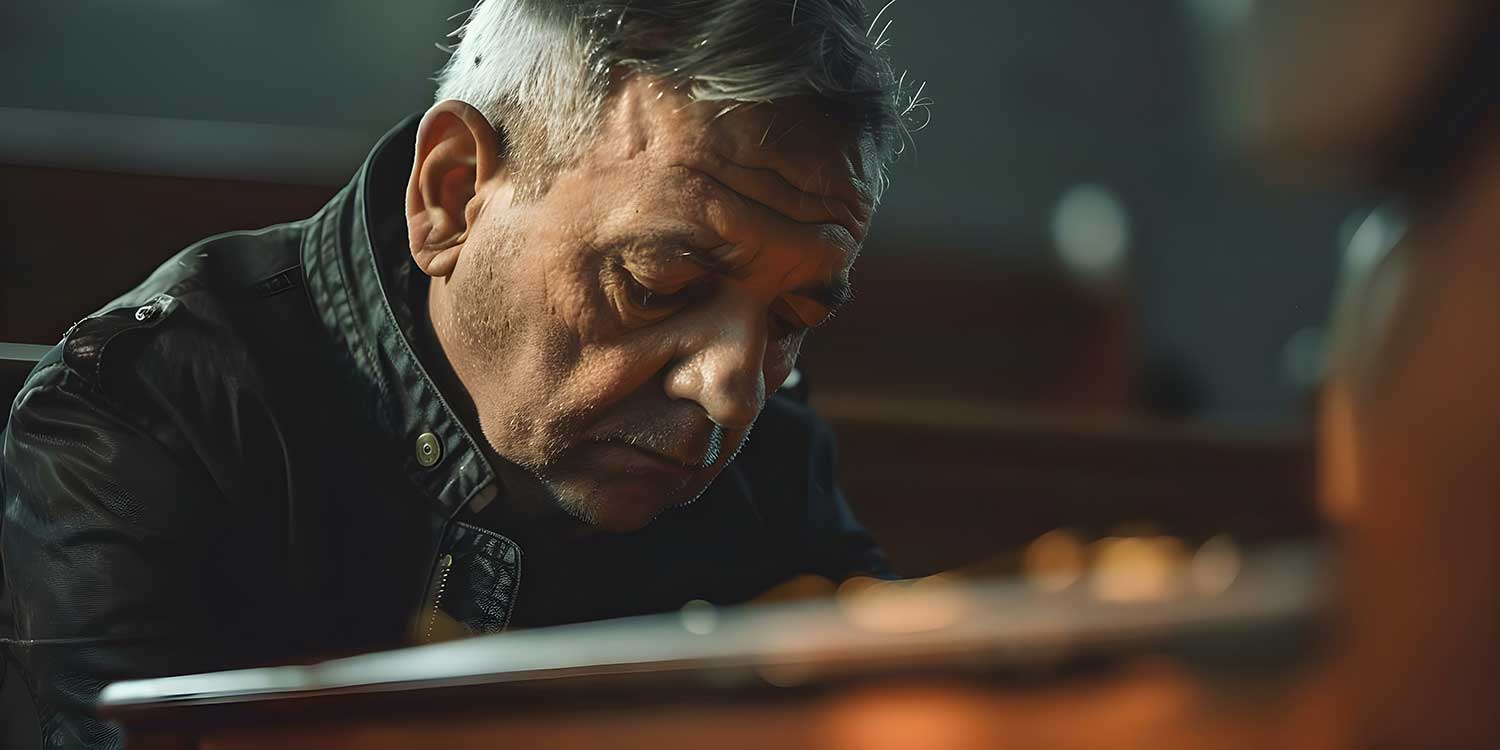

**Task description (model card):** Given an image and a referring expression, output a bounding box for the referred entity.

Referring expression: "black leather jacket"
[0,117,888,749]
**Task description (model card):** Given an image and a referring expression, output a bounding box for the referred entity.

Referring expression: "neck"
[422,278,594,536]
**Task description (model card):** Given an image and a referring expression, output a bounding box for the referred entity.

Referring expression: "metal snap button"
[416,432,443,467]
[133,293,176,323]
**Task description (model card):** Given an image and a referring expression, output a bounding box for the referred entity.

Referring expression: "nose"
[663,304,769,432]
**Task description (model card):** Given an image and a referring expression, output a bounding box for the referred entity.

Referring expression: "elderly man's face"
[417,78,872,532]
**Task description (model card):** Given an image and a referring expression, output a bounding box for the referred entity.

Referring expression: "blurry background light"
[835,576,884,599]
[1189,534,1242,595]
[1342,206,1407,280]
[679,599,719,635]
[1022,529,1087,592]
[838,575,968,635]
[1088,535,1188,603]
[1051,183,1131,282]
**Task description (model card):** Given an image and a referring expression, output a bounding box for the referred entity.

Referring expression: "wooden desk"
[100,547,1332,749]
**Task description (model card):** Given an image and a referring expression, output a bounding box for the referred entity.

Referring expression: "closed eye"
[605,258,708,327]
[778,279,852,330]
[624,272,695,310]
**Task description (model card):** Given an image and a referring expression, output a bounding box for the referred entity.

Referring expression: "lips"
[587,421,726,470]
[590,436,704,470]
[586,439,698,480]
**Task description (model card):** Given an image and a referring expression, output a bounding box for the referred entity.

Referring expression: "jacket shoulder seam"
[60,295,182,392]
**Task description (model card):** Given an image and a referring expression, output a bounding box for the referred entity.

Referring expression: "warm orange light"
[1023,529,1087,592]
[838,574,968,634]
[1318,379,1364,525]
[1088,536,1188,603]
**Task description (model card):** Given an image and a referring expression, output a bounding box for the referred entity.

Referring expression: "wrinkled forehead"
[700,96,876,219]
[599,77,876,251]
[612,79,875,224]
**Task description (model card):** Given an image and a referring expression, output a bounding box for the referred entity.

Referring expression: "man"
[1,1,917,746]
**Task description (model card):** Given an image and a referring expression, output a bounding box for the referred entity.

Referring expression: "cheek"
[530,263,682,419]
[538,256,615,345]
[523,203,625,347]
[449,225,589,391]
[565,341,669,406]
[446,232,516,356]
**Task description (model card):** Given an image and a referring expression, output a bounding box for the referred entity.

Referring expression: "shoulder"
[55,222,310,395]
[57,293,187,395]
[12,222,313,460]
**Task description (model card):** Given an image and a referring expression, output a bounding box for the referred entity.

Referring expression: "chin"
[547,472,711,533]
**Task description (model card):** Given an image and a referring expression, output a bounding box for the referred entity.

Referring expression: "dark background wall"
[0,0,1357,424]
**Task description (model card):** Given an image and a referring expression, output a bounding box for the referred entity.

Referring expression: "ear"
[406,99,507,279]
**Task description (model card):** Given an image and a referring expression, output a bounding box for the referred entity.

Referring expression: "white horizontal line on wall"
[0,342,54,362]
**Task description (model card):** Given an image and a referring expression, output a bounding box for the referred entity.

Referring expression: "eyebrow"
[672,242,754,279]
[793,276,855,315]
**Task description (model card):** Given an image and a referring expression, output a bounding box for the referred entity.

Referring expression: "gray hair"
[434,0,926,201]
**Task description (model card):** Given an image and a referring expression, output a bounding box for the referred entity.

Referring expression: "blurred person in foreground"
[1228,0,1500,745]
[0,2,921,746]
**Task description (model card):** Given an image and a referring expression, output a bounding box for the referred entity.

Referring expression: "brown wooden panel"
[0,164,336,343]
[818,399,1317,576]
[800,253,1132,410]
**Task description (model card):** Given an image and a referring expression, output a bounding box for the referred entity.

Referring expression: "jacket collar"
[301,115,494,518]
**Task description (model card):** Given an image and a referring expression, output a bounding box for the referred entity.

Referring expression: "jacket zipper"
[422,553,454,643]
